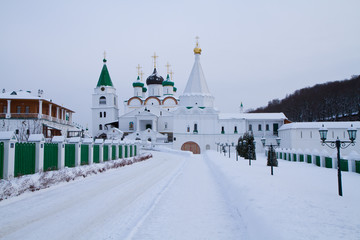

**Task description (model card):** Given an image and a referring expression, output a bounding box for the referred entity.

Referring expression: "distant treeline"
[250,75,360,122]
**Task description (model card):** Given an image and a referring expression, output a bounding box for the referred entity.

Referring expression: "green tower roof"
[96,59,114,87]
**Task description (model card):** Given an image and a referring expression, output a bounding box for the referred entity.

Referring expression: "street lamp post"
[319,124,357,196]
[261,137,281,175]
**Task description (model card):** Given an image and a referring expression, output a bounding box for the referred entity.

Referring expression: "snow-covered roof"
[94,139,104,144]
[52,136,66,143]
[68,137,81,143]
[182,54,212,96]
[0,90,74,112]
[28,134,45,142]
[219,112,287,120]
[0,131,17,140]
[279,121,360,131]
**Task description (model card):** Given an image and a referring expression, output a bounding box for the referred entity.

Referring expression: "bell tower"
[91,53,119,138]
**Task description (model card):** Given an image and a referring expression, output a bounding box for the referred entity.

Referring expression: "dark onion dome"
[162,74,174,86]
[146,68,164,85]
[133,76,144,88]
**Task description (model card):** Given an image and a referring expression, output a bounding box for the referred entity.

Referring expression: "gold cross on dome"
[151,52,158,68]
[136,64,142,76]
[170,70,174,81]
[140,70,144,81]
[195,36,200,47]
[165,62,171,74]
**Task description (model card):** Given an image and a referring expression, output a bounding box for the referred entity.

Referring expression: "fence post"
[95,139,104,163]
[52,136,65,169]
[69,137,81,166]
[83,138,93,165]
[28,134,45,173]
[0,131,17,179]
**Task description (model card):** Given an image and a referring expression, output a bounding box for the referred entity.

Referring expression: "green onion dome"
[142,87,147,92]
[162,74,174,86]
[133,76,144,88]
[173,87,177,92]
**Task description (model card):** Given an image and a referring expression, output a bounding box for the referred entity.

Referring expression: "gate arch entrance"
[181,141,200,154]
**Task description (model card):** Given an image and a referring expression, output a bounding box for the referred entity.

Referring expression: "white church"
[91,40,288,154]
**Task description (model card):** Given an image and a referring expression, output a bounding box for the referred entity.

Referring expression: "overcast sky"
[1,0,359,128]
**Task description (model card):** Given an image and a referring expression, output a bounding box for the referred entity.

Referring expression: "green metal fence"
[279,152,283,159]
[288,153,291,161]
[44,143,58,171]
[315,156,321,167]
[325,157,332,168]
[103,145,109,161]
[355,161,360,174]
[130,145,133,157]
[299,154,304,162]
[14,142,36,177]
[112,145,116,160]
[65,144,76,167]
[284,152,287,160]
[124,145,128,158]
[119,145,123,158]
[81,145,89,165]
[307,155,312,163]
[340,159,348,172]
[134,145,137,156]
[0,142,4,179]
[93,145,99,163]
[293,154,297,162]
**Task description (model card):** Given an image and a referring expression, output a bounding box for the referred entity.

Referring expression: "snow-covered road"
[1,149,360,240]
[0,151,247,240]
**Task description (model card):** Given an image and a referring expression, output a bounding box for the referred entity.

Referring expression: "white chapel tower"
[91,56,119,138]
[179,38,215,108]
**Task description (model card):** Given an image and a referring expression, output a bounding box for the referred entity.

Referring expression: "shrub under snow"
[0,153,152,201]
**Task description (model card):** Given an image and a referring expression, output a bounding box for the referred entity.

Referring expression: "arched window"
[100,112,102,118]
[99,124,102,130]
[194,123,198,133]
[104,111,106,118]
[99,96,106,105]
[258,124,262,131]
[221,126,225,134]
[249,124,252,132]
[187,125,190,132]
[234,126,238,133]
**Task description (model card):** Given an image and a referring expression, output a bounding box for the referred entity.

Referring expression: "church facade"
[92,40,288,154]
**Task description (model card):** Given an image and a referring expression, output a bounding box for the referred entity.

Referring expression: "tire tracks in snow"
[123,153,188,240]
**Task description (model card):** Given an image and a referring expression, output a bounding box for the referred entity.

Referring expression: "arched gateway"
[181,141,200,154]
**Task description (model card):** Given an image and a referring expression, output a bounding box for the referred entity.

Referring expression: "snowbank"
[0,153,152,201]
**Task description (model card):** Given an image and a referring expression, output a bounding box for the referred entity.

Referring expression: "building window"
[17,106,21,113]
[221,126,225,134]
[99,124,102,130]
[301,131,303,138]
[25,106,30,114]
[100,112,102,118]
[187,125,190,132]
[234,126,238,134]
[310,131,312,138]
[165,122,168,129]
[194,123,198,133]
[104,111,106,118]
[26,129,30,135]
[114,97,116,105]
[266,124,269,131]
[3,106,7,113]
[249,124,252,132]
[258,124,262,131]
[15,129,19,134]
[99,96,106,105]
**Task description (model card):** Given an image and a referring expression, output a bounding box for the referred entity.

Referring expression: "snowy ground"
[0,149,359,240]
